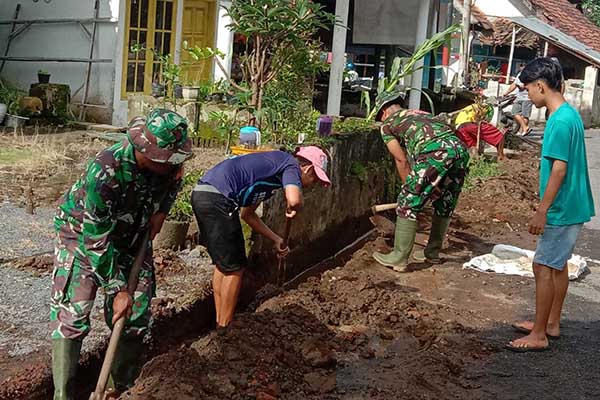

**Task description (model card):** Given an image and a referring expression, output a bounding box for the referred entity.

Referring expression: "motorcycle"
[491,94,519,135]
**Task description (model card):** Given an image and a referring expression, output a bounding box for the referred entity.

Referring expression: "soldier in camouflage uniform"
[373,93,469,272]
[50,109,193,400]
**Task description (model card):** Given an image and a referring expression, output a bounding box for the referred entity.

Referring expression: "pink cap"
[296,146,331,187]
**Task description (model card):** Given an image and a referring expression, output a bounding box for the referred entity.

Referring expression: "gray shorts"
[513,100,532,119]
[533,224,583,270]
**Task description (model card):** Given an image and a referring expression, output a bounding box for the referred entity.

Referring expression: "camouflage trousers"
[50,238,155,340]
[397,139,469,220]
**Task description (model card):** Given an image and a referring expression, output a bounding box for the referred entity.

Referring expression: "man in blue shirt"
[506,58,595,352]
[192,146,331,327]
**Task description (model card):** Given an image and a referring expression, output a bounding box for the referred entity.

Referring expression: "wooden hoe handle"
[277,217,293,287]
[371,203,398,214]
[89,231,151,400]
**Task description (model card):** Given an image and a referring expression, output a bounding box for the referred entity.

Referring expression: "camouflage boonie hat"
[375,91,404,121]
[128,109,193,165]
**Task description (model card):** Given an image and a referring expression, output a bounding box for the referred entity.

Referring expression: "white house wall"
[0,0,120,123]
[213,0,233,82]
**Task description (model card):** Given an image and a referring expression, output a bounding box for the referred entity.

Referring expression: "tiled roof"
[530,0,600,52]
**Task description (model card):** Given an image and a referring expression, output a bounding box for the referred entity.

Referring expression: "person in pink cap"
[191,146,330,327]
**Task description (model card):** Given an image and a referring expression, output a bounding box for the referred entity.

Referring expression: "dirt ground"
[4,145,599,400]
[0,130,226,400]
[0,131,224,207]
[117,151,569,400]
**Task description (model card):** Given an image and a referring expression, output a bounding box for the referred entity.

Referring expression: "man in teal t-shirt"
[506,58,595,353]
[540,102,595,225]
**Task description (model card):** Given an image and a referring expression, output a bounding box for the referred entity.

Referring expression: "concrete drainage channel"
[1,227,376,400]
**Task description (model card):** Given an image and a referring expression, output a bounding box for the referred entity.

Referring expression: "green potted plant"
[2,86,28,128]
[37,70,51,84]
[153,169,204,250]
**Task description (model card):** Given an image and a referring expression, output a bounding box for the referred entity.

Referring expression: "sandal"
[505,343,549,353]
[511,323,560,340]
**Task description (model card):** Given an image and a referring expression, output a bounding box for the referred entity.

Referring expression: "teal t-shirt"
[540,102,595,225]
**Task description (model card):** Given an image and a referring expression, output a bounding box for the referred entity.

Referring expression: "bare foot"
[513,320,560,337]
[508,333,548,350]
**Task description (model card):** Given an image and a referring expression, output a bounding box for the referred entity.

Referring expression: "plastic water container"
[316,115,333,137]
[239,126,261,147]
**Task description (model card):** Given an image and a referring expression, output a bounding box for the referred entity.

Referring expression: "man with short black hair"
[506,58,594,352]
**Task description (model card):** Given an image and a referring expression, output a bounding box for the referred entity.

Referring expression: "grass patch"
[0,148,33,165]
[464,156,500,191]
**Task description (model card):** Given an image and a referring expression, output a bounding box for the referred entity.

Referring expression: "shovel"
[277,217,293,287]
[89,230,151,400]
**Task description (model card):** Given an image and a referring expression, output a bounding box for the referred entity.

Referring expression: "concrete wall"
[0,0,120,123]
[248,130,394,283]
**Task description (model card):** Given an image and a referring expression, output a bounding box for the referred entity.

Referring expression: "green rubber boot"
[52,338,82,400]
[108,335,145,393]
[413,214,451,263]
[373,217,418,272]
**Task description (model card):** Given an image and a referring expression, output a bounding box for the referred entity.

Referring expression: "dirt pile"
[123,243,487,400]
[7,254,53,274]
[457,153,539,237]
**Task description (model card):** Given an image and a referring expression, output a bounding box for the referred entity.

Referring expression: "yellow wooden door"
[181,0,217,84]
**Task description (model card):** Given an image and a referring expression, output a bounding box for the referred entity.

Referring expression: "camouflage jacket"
[382,110,462,157]
[55,140,181,294]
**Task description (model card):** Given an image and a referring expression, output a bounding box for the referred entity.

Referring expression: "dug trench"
[116,152,548,399]
[4,150,582,399]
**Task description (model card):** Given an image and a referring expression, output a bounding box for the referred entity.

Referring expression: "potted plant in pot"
[153,169,204,250]
[181,84,200,101]
[1,85,28,128]
[0,87,8,125]
[37,70,51,84]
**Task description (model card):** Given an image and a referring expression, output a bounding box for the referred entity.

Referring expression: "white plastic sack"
[463,244,588,280]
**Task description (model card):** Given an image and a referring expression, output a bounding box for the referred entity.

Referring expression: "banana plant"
[363,24,461,121]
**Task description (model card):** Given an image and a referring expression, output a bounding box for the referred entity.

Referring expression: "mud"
[457,154,539,237]
[124,242,489,400]
[120,151,545,400]
[7,254,54,274]
[1,150,546,399]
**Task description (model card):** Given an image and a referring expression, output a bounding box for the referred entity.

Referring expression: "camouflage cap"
[374,91,404,122]
[127,109,193,165]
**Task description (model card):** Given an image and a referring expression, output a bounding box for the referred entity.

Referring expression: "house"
[466,0,600,126]
[0,0,235,126]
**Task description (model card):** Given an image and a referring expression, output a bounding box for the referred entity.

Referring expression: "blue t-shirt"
[540,102,595,225]
[201,151,302,207]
